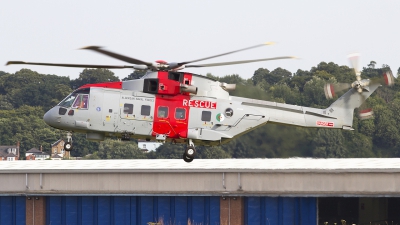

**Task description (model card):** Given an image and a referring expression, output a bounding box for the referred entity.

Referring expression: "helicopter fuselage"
[44,70,374,149]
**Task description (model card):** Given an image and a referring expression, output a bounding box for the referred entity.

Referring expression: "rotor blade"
[186,56,296,68]
[81,46,153,66]
[348,53,361,80]
[324,83,351,99]
[177,42,275,67]
[6,61,134,69]
[358,95,374,120]
[368,69,395,86]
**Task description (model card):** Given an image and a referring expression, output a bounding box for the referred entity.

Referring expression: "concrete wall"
[2,172,400,196]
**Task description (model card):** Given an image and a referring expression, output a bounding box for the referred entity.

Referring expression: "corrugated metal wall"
[46,196,220,225]
[245,197,317,225]
[0,196,26,225]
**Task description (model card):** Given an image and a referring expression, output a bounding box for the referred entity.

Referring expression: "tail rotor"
[324,53,395,120]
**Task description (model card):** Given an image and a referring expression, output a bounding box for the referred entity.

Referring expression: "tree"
[122,70,147,81]
[71,69,119,89]
[312,129,347,158]
[368,61,376,69]
[251,68,270,85]
[270,83,301,105]
[0,106,60,157]
[302,76,333,107]
[97,139,145,159]
[288,69,312,91]
[270,67,292,84]
[0,69,71,110]
[219,74,245,84]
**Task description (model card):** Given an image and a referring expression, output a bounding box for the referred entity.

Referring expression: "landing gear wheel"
[183,154,194,163]
[64,142,73,151]
[185,146,196,158]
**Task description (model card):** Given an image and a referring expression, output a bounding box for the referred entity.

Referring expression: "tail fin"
[327,83,381,126]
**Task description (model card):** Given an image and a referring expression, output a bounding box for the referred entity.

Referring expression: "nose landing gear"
[64,131,73,151]
[183,139,196,163]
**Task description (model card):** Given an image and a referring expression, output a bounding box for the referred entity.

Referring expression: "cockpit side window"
[58,88,90,108]
[72,94,89,109]
[58,93,78,108]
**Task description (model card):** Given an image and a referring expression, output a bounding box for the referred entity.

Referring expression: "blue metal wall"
[46,196,220,225]
[0,196,26,225]
[245,197,317,225]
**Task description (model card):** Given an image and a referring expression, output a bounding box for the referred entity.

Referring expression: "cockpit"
[58,88,90,109]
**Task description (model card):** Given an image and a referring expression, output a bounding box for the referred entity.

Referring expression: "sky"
[1,1,399,81]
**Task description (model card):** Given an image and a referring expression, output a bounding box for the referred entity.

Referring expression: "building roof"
[51,154,63,158]
[33,152,50,156]
[51,139,64,147]
[5,153,17,157]
[2,158,400,196]
[0,145,18,157]
[1,158,400,174]
[26,148,42,153]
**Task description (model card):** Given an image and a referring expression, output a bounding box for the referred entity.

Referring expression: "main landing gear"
[64,131,73,151]
[183,139,196,163]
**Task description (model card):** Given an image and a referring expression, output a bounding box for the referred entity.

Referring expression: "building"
[1,158,400,225]
[137,140,162,152]
[0,142,20,161]
[50,139,69,158]
[50,154,63,160]
[25,147,50,160]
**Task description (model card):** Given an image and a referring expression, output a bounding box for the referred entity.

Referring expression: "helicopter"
[6,43,395,162]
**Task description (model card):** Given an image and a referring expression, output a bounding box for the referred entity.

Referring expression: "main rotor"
[6,42,296,72]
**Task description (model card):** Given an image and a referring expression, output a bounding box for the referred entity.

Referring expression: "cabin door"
[102,90,120,131]
[153,95,190,139]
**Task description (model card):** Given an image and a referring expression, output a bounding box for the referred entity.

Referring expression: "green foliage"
[97,139,145,159]
[71,68,119,89]
[122,70,147,81]
[312,129,347,158]
[218,74,245,84]
[302,76,334,107]
[0,106,60,157]
[146,143,231,159]
[0,69,71,110]
[0,60,399,160]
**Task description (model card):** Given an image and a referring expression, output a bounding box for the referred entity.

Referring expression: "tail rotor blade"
[358,94,374,120]
[368,69,395,86]
[348,53,361,80]
[324,83,351,99]
[383,70,395,86]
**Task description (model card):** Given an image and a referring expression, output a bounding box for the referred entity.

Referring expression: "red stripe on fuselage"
[79,81,122,89]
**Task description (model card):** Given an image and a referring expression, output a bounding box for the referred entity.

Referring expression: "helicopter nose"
[43,107,59,127]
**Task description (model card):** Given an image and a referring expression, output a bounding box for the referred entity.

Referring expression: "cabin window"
[158,106,168,118]
[72,94,89,109]
[201,111,212,121]
[123,104,133,114]
[175,108,186,120]
[141,105,151,116]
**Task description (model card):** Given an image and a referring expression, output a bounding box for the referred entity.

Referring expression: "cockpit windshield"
[58,88,90,108]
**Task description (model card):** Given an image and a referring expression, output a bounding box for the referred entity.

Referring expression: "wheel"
[64,142,73,151]
[183,154,194,163]
[185,146,196,157]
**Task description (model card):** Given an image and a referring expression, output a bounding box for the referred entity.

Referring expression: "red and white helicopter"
[7,44,394,162]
